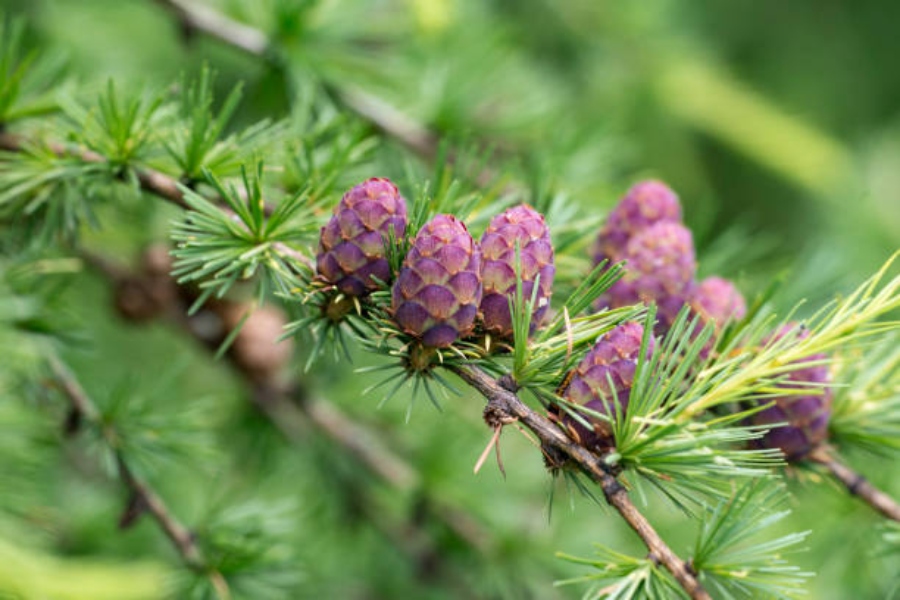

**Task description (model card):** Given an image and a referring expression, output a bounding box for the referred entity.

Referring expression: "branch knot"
[483,403,517,429]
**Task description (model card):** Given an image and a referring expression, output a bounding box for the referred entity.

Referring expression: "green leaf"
[829,333,900,455]
[0,16,64,124]
[64,80,166,167]
[693,480,812,599]
[170,164,316,310]
[556,546,687,600]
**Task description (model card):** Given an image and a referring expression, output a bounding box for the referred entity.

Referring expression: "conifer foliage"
[1,2,900,599]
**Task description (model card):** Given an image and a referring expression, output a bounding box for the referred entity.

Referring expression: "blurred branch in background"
[46,356,232,600]
[151,0,440,161]
[76,247,492,588]
[151,0,526,196]
[656,60,855,198]
[808,447,900,522]
[151,0,268,55]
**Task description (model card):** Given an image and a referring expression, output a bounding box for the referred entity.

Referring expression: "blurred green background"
[2,0,899,598]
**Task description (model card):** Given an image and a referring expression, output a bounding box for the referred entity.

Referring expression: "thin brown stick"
[252,381,419,491]
[452,364,711,600]
[152,0,268,55]
[0,131,311,267]
[149,0,444,164]
[808,447,900,522]
[47,356,232,599]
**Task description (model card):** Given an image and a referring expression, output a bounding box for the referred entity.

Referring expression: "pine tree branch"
[151,0,268,55]
[0,131,192,210]
[250,380,420,490]
[149,0,443,162]
[451,363,712,600]
[78,249,493,558]
[808,447,900,522]
[0,131,307,267]
[46,355,232,600]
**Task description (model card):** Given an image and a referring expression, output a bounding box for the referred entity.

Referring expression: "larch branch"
[150,0,443,163]
[152,0,268,55]
[47,356,232,600]
[809,447,900,522]
[451,363,712,600]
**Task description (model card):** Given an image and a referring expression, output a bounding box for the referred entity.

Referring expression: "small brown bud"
[219,303,295,382]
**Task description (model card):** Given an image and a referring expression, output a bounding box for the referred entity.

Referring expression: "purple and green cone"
[317,178,408,296]
[592,180,682,266]
[748,324,833,461]
[391,214,482,348]
[479,204,555,339]
[597,221,697,335]
[561,322,654,450]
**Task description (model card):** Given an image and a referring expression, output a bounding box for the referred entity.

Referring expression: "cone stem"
[809,448,900,522]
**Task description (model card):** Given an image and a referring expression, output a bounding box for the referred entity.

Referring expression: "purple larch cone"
[317,178,408,296]
[689,276,747,327]
[688,276,747,355]
[561,322,654,449]
[748,324,833,461]
[597,221,697,335]
[391,214,482,348]
[479,204,555,339]
[592,180,682,266]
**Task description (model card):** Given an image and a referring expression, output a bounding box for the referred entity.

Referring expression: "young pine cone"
[689,276,747,329]
[479,204,555,339]
[592,180,682,266]
[597,221,697,335]
[391,214,482,348]
[561,322,654,450]
[748,324,833,461]
[688,276,747,356]
[316,178,408,296]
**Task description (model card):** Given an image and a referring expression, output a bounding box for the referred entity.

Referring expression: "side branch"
[451,364,711,600]
[150,0,442,162]
[0,131,190,210]
[47,356,232,599]
[809,448,900,522]
[1,131,303,258]
[152,0,268,55]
